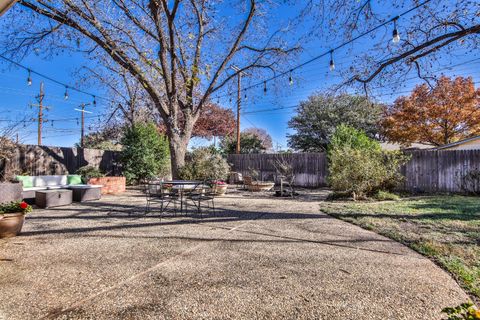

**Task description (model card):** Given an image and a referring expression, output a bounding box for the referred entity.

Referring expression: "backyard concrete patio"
[0,189,469,319]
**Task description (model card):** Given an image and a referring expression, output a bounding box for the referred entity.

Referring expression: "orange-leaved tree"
[382,76,480,146]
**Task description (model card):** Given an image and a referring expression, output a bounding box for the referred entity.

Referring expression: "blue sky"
[0,1,478,150]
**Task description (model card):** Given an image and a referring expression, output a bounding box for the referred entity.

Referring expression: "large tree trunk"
[167,116,195,179]
[169,134,188,179]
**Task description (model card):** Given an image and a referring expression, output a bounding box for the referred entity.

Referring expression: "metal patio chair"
[183,180,216,218]
[145,182,179,216]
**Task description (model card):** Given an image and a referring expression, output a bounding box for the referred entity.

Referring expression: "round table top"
[150,180,202,185]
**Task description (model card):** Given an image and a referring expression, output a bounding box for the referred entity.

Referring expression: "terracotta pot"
[212,184,228,196]
[0,213,25,238]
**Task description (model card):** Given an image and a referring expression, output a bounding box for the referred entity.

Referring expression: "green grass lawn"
[320,196,480,300]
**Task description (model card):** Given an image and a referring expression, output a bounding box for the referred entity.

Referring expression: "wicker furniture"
[35,189,73,208]
[16,175,102,202]
[70,185,102,202]
[0,182,22,204]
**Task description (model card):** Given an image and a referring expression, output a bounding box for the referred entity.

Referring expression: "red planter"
[88,177,126,195]
[0,213,25,238]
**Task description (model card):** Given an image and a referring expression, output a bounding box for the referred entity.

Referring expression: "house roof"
[380,142,433,151]
[436,135,480,150]
[0,0,17,16]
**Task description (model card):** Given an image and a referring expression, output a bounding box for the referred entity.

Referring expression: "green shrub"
[326,191,352,201]
[328,125,410,200]
[76,166,104,183]
[120,123,170,185]
[179,147,230,181]
[373,190,400,201]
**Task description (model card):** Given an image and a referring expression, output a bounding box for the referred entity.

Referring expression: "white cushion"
[69,184,103,189]
[23,186,48,191]
[33,175,68,187]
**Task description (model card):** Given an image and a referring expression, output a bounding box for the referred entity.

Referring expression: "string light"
[289,70,293,85]
[64,86,69,100]
[212,1,431,101]
[92,95,96,106]
[329,50,335,71]
[27,69,32,86]
[244,92,247,100]
[263,81,267,94]
[76,118,79,125]
[392,18,400,43]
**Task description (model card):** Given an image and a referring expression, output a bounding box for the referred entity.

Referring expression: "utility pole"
[74,103,92,148]
[231,65,248,154]
[30,81,49,145]
[236,72,241,154]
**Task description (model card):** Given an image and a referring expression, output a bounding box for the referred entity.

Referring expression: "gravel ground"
[0,188,469,319]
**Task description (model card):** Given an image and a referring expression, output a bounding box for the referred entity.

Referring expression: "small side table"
[70,185,102,202]
[35,189,73,208]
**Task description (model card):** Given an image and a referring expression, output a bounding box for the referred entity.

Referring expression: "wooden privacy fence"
[228,150,480,192]
[0,144,122,180]
[401,150,480,193]
[227,153,328,188]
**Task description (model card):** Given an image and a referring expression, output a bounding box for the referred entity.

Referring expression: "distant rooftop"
[380,142,434,151]
[436,135,480,150]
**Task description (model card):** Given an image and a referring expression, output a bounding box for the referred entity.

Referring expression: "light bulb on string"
[263,81,267,95]
[27,69,32,86]
[76,118,79,125]
[392,18,400,43]
[64,86,69,100]
[51,120,54,127]
[289,70,293,86]
[244,92,247,100]
[329,50,335,71]
[92,95,96,106]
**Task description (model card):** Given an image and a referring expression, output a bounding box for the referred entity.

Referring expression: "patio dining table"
[155,180,208,213]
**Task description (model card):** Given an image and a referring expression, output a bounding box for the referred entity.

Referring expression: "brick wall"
[88,177,126,195]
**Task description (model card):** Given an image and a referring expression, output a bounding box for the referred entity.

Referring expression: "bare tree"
[3,0,299,177]
[78,58,159,127]
[323,1,480,93]
[2,0,477,177]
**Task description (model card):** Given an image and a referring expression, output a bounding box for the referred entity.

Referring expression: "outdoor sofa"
[15,175,102,203]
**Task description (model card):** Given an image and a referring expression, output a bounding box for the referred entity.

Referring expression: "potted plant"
[245,168,274,192]
[0,201,32,238]
[211,180,228,196]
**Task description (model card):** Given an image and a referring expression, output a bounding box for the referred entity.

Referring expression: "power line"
[214,0,433,100]
[241,59,480,114]
[0,54,112,105]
